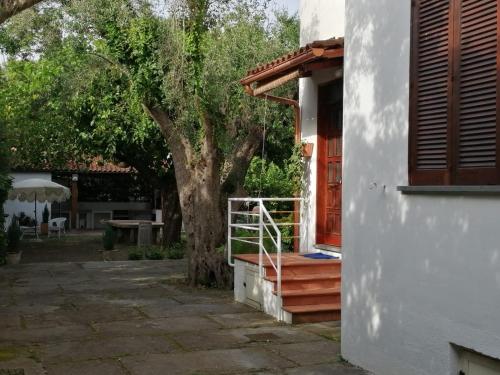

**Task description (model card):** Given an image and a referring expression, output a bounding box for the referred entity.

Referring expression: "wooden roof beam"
[253,70,301,96]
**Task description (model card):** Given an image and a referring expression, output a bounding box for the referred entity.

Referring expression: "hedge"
[0,121,11,263]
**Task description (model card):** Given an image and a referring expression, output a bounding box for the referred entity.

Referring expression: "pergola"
[240,37,344,141]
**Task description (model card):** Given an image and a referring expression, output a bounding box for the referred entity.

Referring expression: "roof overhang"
[240,37,344,96]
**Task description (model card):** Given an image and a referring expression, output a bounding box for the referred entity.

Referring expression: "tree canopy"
[0,0,299,284]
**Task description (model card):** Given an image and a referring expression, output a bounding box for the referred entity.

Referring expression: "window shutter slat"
[456,0,500,182]
[410,0,453,184]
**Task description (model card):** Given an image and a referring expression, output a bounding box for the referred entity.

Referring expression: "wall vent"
[458,348,500,375]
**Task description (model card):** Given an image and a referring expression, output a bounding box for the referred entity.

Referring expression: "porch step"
[283,303,342,324]
[276,287,341,307]
[233,253,342,324]
[265,273,341,291]
[264,260,341,277]
[267,267,341,324]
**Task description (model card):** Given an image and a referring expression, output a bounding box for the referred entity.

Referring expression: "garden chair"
[48,217,67,238]
[20,225,38,240]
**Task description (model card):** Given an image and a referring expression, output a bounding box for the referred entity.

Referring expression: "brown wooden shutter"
[410,0,454,185]
[455,0,500,184]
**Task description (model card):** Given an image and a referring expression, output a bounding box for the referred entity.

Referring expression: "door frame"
[315,79,343,249]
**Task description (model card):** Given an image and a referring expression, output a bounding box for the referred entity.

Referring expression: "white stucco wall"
[299,0,345,251]
[299,0,345,45]
[4,173,52,228]
[342,1,500,374]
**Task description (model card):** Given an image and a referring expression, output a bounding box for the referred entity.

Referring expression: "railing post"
[258,199,264,278]
[277,231,282,297]
[227,199,233,266]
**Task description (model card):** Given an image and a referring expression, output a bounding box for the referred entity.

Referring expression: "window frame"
[409,0,500,186]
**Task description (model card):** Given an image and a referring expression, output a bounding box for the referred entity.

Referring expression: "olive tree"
[67,0,298,286]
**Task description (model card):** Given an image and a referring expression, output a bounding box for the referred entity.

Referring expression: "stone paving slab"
[0,260,369,375]
[44,359,126,375]
[255,363,370,375]
[0,358,45,375]
[140,301,251,319]
[121,348,295,375]
[266,340,342,366]
[208,312,279,329]
[39,335,175,364]
[169,325,324,352]
[0,324,95,344]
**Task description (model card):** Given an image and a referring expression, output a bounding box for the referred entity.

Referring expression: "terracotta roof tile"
[65,160,134,174]
[246,37,344,76]
[13,158,135,174]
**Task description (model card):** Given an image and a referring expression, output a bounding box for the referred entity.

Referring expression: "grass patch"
[128,242,186,261]
[0,346,25,362]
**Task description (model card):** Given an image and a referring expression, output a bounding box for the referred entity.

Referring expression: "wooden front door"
[316,80,343,248]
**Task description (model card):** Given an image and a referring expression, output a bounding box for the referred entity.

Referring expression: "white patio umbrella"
[8,178,71,235]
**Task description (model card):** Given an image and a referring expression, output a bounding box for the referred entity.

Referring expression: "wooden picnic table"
[103,220,164,244]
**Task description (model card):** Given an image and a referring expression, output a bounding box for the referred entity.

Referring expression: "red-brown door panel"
[316,81,343,248]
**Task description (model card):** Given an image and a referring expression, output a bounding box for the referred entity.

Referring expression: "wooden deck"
[233,253,340,267]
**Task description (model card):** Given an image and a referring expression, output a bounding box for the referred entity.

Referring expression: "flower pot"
[6,251,22,265]
[41,223,48,235]
[302,143,314,158]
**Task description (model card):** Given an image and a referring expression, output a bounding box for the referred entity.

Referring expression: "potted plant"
[102,224,116,261]
[302,142,314,158]
[6,216,22,265]
[41,204,50,235]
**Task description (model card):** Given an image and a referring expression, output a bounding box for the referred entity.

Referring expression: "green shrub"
[6,217,21,253]
[42,204,50,224]
[145,246,165,260]
[128,249,144,260]
[166,242,184,259]
[0,123,11,264]
[102,225,116,251]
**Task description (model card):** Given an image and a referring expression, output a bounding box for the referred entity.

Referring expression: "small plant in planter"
[145,246,165,260]
[6,216,22,265]
[41,204,50,235]
[166,242,185,260]
[128,248,144,260]
[102,225,116,261]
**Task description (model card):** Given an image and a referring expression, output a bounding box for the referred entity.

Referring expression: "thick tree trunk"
[160,177,182,246]
[0,0,44,24]
[179,168,230,287]
[146,105,260,288]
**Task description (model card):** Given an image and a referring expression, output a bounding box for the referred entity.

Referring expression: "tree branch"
[195,96,217,161]
[222,126,263,197]
[0,0,44,25]
[143,104,194,171]
[87,52,132,80]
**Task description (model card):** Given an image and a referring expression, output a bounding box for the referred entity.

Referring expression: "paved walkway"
[0,260,367,375]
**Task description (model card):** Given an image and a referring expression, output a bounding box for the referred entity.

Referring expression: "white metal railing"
[227,197,302,297]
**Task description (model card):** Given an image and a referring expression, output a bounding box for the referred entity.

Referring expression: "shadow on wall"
[338,0,500,374]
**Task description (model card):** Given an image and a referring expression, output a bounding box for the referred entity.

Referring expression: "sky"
[273,0,299,15]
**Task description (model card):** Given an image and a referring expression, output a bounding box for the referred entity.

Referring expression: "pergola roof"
[241,37,344,95]
[13,158,135,175]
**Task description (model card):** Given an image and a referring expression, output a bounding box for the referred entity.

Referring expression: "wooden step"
[264,260,341,277]
[283,303,342,324]
[276,287,341,307]
[265,273,341,291]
